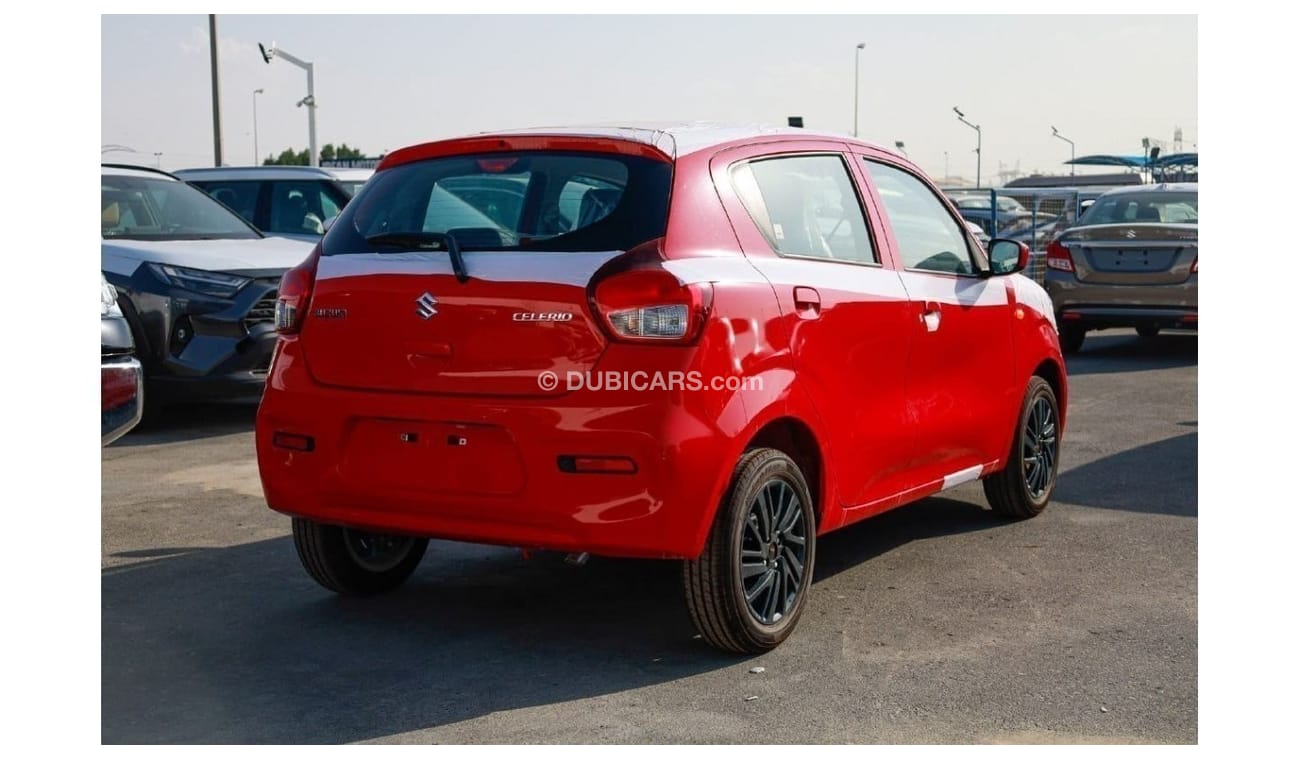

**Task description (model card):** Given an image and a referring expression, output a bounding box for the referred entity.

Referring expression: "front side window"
[731,154,877,264]
[191,180,260,225]
[865,160,977,275]
[269,181,342,236]
[101,175,259,241]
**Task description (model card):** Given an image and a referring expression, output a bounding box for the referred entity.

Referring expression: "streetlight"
[1051,125,1075,176]
[258,41,318,166]
[853,42,866,137]
[953,106,982,188]
[153,152,163,169]
[894,140,908,158]
[252,88,264,165]
[944,150,950,181]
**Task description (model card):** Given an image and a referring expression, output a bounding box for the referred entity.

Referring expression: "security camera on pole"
[258,41,318,167]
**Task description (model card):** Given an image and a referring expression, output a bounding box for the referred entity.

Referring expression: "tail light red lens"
[592,267,712,343]
[1191,256,1198,274]
[1045,240,1075,273]
[274,247,321,335]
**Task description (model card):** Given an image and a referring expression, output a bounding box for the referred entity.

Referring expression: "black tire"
[292,518,428,595]
[683,448,816,654]
[1059,324,1085,354]
[1136,325,1160,338]
[983,376,1061,519]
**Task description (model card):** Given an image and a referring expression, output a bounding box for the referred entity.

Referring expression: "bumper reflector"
[557,455,638,475]
[272,431,315,452]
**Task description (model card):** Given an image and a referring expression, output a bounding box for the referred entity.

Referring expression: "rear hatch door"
[297,144,673,397]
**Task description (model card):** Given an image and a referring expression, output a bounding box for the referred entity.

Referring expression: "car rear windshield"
[1079,191,1198,225]
[324,151,672,254]
[102,175,260,240]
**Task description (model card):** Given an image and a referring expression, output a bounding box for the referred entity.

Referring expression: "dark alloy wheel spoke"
[1022,396,1058,499]
[740,478,809,625]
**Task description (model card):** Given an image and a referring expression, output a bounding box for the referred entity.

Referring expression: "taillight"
[1191,256,1198,274]
[592,267,713,343]
[1046,240,1075,273]
[275,246,321,335]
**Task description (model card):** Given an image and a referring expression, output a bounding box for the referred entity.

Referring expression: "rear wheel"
[292,518,428,595]
[1136,325,1160,338]
[683,448,816,654]
[1059,324,1085,354]
[983,376,1061,519]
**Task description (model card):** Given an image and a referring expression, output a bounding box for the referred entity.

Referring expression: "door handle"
[794,286,821,318]
[921,300,941,332]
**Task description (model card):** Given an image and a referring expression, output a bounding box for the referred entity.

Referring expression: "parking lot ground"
[102,329,1197,744]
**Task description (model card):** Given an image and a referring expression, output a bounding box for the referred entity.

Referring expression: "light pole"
[894,140,908,158]
[209,15,223,166]
[1051,126,1075,176]
[153,152,163,169]
[953,106,982,188]
[944,150,950,181]
[258,42,318,166]
[853,42,865,137]
[252,88,264,165]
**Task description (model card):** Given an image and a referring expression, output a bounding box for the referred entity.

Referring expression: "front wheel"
[292,518,428,595]
[983,376,1061,519]
[683,448,816,654]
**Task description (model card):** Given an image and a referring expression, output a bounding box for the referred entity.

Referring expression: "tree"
[263,144,367,165]
[263,148,310,166]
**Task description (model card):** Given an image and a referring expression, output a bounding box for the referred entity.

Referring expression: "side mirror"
[987,238,1030,276]
[321,214,338,234]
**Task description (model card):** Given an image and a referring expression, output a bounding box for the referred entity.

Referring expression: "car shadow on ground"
[110,399,260,447]
[1055,431,1197,517]
[1065,330,1197,376]
[102,495,1006,743]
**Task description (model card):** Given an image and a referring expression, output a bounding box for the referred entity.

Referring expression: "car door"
[711,142,916,509]
[857,155,1016,487]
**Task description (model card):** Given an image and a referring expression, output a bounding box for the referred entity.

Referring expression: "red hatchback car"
[256,124,1067,653]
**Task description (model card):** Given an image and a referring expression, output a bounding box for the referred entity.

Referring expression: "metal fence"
[942,186,1099,284]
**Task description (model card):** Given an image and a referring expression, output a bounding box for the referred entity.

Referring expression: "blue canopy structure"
[1066,152,1197,181]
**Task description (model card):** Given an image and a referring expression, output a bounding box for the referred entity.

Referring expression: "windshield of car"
[102,174,260,240]
[1078,191,1198,225]
[327,151,671,254]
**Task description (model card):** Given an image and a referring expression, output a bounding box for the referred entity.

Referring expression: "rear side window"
[327,152,671,253]
[731,154,877,264]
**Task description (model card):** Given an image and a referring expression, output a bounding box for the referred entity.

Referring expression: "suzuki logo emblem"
[1125,229,1138,239]
[415,292,438,319]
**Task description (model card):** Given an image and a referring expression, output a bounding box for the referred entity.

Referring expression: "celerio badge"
[416,292,438,319]
[513,312,574,322]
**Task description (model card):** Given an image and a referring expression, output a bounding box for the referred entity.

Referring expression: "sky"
[102,14,1197,181]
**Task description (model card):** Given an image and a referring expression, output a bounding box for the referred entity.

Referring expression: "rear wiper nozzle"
[365,231,470,284]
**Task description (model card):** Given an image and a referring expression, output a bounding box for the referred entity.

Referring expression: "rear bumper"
[255,337,739,559]
[1044,274,1197,330]
[102,356,144,445]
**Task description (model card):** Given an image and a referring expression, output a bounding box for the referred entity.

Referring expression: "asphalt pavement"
[101,329,1197,744]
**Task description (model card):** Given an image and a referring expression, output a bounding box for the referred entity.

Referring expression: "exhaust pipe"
[564,552,590,567]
